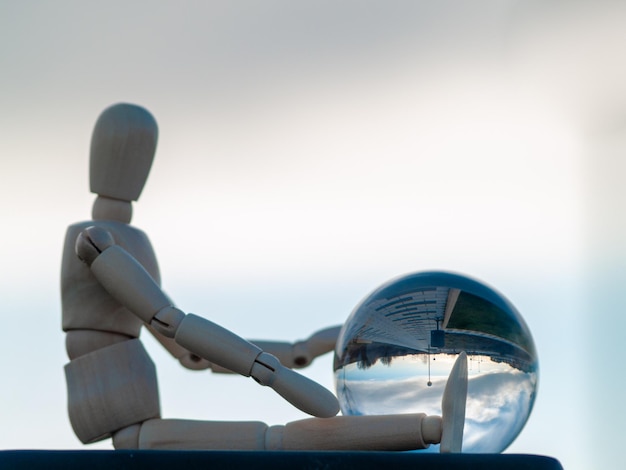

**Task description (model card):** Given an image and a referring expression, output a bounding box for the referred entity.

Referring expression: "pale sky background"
[2,2,626,469]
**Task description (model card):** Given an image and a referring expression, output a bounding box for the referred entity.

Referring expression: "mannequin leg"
[113,413,441,451]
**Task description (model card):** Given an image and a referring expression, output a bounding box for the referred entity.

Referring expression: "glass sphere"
[334,271,538,453]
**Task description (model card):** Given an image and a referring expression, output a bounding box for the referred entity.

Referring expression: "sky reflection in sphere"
[334,271,538,453]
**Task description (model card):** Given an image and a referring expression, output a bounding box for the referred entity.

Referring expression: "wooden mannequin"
[61,103,467,451]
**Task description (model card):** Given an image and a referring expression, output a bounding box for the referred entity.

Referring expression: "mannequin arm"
[142,291,214,371]
[251,325,341,369]
[145,324,341,372]
[75,226,339,418]
[190,325,342,373]
[144,323,212,370]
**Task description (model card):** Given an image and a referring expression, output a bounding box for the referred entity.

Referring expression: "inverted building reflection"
[335,284,536,375]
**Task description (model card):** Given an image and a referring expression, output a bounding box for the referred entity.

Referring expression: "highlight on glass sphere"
[333,271,538,453]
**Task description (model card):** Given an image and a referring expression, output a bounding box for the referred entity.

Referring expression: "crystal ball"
[334,271,538,453]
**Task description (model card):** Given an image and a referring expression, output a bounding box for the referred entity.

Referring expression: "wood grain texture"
[65,339,160,444]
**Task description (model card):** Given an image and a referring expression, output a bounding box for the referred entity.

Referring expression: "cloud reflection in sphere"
[333,271,538,453]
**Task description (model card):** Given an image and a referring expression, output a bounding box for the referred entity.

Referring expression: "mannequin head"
[89,103,158,223]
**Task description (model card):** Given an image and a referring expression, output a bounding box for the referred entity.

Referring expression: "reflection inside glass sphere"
[334,271,538,453]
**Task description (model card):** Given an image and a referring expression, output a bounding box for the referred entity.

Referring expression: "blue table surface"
[0,450,563,469]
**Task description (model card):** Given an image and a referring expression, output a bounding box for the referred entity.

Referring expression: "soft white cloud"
[338,362,536,452]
